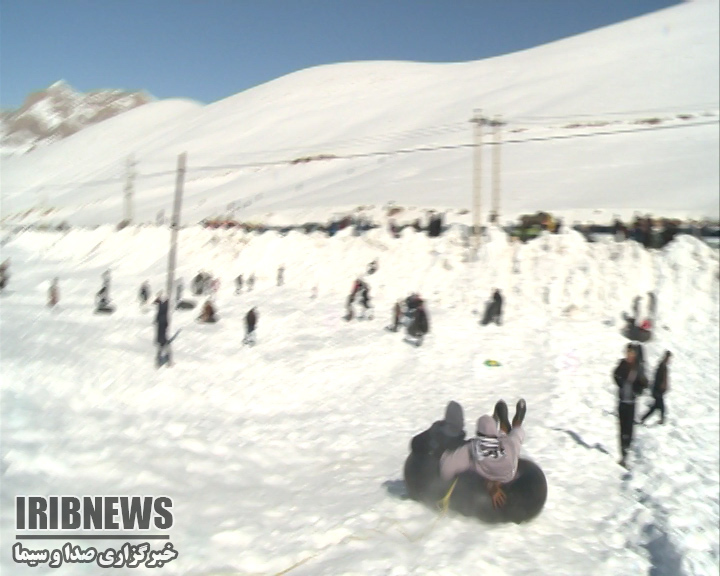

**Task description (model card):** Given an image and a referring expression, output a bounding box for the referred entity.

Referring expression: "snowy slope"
[1,0,718,227]
[1,226,718,575]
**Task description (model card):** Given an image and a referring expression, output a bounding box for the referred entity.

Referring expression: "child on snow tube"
[404,399,547,524]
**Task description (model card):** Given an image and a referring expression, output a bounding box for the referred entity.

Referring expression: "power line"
[2,117,717,193]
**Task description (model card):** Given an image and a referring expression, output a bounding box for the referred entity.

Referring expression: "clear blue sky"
[0,0,680,109]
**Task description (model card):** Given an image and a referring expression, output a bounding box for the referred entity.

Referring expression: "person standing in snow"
[48,278,59,307]
[244,307,258,345]
[277,265,285,287]
[0,258,10,290]
[411,401,466,458]
[154,292,171,367]
[613,343,648,467]
[640,351,671,425]
[440,399,526,509]
[235,274,244,294]
[139,281,151,306]
[481,289,503,326]
[247,274,255,291]
[407,300,429,344]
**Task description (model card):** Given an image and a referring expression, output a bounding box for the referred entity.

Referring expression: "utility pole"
[166,153,186,313]
[491,115,503,224]
[123,155,136,225]
[471,110,484,257]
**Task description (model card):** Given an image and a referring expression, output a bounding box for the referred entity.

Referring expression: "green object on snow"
[484,359,501,367]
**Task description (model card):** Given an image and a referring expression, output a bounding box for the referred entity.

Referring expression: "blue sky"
[1,0,680,109]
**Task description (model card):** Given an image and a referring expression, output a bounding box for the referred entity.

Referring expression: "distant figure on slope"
[247,274,255,291]
[95,272,115,314]
[243,307,258,345]
[345,279,372,321]
[440,399,526,509]
[277,265,285,287]
[406,300,429,345]
[198,299,218,323]
[48,278,59,308]
[481,289,503,326]
[154,292,172,367]
[411,401,466,458]
[235,274,243,294]
[0,258,10,290]
[613,343,648,468]
[139,281,151,306]
[640,351,672,425]
[367,259,378,275]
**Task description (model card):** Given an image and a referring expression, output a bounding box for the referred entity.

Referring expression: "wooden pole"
[471,110,483,257]
[166,153,186,313]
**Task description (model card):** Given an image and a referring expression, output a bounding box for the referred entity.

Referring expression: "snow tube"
[176,299,197,310]
[403,452,547,524]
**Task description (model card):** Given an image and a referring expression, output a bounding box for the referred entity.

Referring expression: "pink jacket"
[440,427,524,484]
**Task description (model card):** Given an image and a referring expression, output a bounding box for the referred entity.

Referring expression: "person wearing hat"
[613,343,648,467]
[411,401,466,459]
[440,399,526,508]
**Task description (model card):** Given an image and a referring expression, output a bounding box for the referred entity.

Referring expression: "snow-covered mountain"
[0,80,153,155]
[1,0,718,228]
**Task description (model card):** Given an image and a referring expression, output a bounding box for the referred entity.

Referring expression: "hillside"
[1,0,718,227]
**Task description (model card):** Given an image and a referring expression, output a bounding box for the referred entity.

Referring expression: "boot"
[512,399,527,429]
[493,400,511,434]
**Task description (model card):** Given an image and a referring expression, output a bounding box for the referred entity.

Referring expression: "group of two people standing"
[613,343,672,467]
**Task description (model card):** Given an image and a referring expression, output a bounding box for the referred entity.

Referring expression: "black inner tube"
[404,452,547,524]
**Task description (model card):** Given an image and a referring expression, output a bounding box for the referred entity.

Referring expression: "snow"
[1,0,718,227]
[1,2,719,574]
[1,225,719,575]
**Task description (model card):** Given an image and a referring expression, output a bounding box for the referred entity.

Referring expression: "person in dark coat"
[154,292,171,366]
[0,258,10,289]
[641,351,671,425]
[481,289,503,326]
[235,274,243,294]
[244,307,258,345]
[411,401,466,458]
[613,343,648,467]
[48,278,59,307]
[407,302,429,344]
[139,281,150,306]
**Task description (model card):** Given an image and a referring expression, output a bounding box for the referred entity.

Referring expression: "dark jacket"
[408,307,429,336]
[246,308,257,333]
[652,362,669,398]
[411,401,465,458]
[493,290,503,317]
[613,359,647,403]
[155,298,169,345]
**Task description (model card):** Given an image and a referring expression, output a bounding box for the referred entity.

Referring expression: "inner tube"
[176,300,197,310]
[403,452,547,524]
